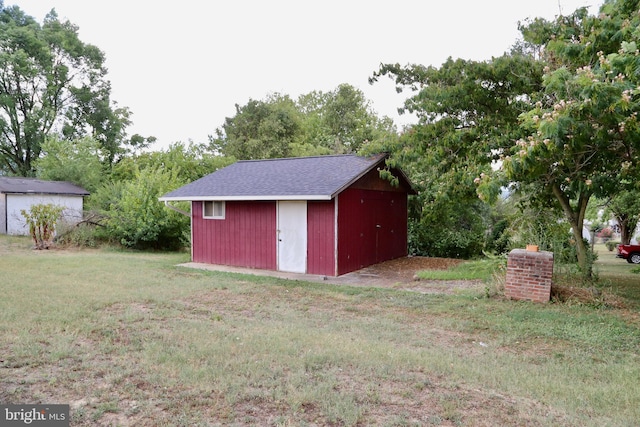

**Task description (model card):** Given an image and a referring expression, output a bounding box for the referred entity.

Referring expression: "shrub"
[605,241,620,252]
[485,218,511,255]
[20,203,65,249]
[597,227,613,241]
[101,167,189,250]
[408,204,487,259]
[55,220,100,248]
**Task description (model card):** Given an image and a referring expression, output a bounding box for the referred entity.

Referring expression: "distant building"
[0,177,89,235]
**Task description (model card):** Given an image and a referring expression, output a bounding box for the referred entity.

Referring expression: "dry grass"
[550,284,628,308]
[1,236,640,426]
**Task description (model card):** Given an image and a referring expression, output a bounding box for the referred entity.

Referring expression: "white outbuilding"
[0,177,89,235]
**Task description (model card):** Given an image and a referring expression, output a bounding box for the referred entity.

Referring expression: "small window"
[203,201,225,219]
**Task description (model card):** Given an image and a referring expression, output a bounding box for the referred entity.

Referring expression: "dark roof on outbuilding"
[160,154,413,201]
[0,177,89,196]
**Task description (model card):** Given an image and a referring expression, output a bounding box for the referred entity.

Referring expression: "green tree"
[321,83,393,153]
[34,136,106,193]
[0,4,132,175]
[504,187,582,262]
[370,55,542,178]
[112,141,234,184]
[406,188,489,258]
[211,85,397,160]
[85,142,230,249]
[294,90,334,155]
[368,55,543,258]
[605,190,640,245]
[505,0,640,273]
[297,84,396,155]
[102,166,189,250]
[211,94,301,160]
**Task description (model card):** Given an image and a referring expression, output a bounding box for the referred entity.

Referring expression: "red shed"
[159,154,416,276]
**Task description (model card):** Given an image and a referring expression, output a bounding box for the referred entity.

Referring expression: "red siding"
[188,165,411,276]
[337,189,408,275]
[307,200,336,276]
[192,201,276,270]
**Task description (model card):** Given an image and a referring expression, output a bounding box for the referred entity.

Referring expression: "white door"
[277,201,307,273]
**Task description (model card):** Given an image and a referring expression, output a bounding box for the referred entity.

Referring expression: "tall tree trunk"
[571,221,590,276]
[552,184,592,277]
[616,214,633,245]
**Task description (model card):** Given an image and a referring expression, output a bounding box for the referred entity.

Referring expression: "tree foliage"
[34,136,106,193]
[370,1,640,265]
[368,55,544,258]
[101,166,189,250]
[605,189,640,244]
[0,4,138,175]
[298,84,395,154]
[211,84,396,160]
[211,94,301,160]
[504,0,640,272]
[112,141,234,184]
[84,142,230,250]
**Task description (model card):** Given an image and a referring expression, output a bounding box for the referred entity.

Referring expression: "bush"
[55,219,101,248]
[98,167,190,250]
[20,203,65,249]
[408,215,486,259]
[605,241,620,251]
[485,218,511,255]
[597,227,613,241]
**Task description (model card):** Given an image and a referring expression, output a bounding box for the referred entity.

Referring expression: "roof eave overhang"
[3,191,89,196]
[159,194,333,202]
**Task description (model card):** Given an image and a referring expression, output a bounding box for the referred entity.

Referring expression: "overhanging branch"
[163,201,190,217]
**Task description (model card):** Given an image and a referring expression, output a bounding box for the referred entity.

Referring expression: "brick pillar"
[505,249,553,303]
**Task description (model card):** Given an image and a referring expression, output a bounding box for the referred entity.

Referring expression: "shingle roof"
[160,154,394,201]
[0,177,89,196]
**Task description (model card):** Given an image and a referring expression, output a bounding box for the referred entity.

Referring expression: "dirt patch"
[184,256,486,295]
[324,256,485,295]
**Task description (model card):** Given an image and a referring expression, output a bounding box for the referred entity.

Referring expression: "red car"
[617,244,640,264]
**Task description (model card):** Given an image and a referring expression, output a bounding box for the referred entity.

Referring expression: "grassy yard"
[592,244,640,303]
[1,235,639,426]
[416,258,502,282]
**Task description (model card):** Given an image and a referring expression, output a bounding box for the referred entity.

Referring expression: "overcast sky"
[10,0,603,150]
